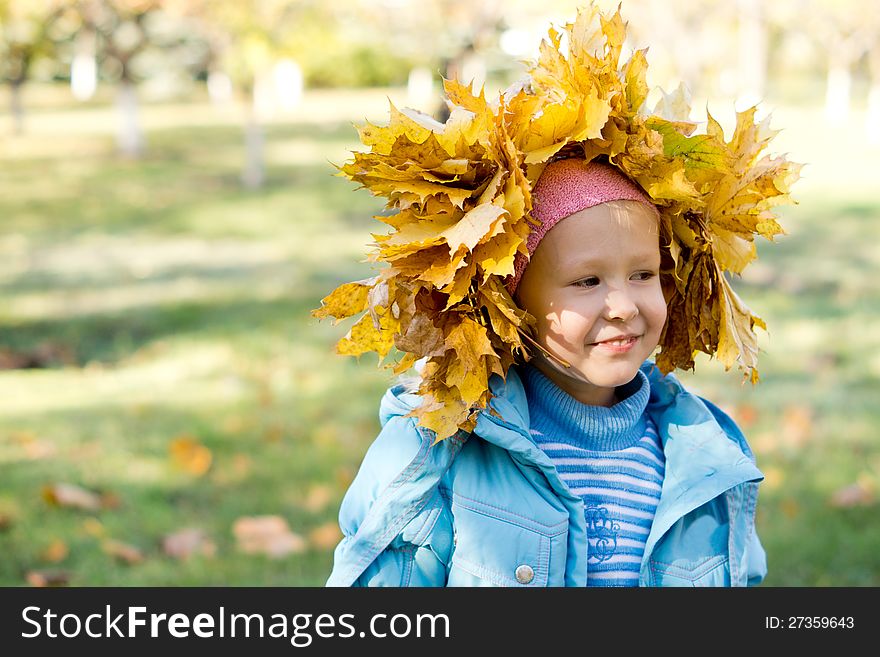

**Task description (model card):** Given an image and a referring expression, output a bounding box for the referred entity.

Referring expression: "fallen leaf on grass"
[0,513,13,532]
[82,517,106,538]
[734,403,758,429]
[40,539,69,563]
[308,522,343,550]
[169,435,212,476]
[263,424,284,443]
[301,484,334,514]
[162,528,217,561]
[99,491,122,509]
[102,539,144,565]
[780,498,800,519]
[781,405,813,448]
[42,483,103,511]
[0,342,75,370]
[830,478,876,508]
[11,430,56,460]
[233,516,306,558]
[26,570,71,587]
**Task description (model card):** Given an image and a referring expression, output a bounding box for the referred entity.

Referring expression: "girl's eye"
[632,271,656,281]
[574,276,600,288]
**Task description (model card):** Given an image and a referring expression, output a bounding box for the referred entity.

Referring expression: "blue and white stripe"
[521,365,666,587]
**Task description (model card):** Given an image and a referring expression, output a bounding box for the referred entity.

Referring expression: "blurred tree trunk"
[9,79,25,134]
[116,77,143,158]
[825,50,853,123]
[242,93,265,190]
[83,0,156,158]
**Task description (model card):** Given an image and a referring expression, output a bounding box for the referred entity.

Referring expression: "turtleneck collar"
[521,363,650,452]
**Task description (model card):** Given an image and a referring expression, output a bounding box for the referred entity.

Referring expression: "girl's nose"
[604,289,639,321]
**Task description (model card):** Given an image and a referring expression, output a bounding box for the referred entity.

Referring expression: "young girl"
[316,4,798,587]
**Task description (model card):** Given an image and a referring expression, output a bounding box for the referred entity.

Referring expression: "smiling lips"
[590,335,640,352]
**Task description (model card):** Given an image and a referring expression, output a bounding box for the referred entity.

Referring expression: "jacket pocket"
[649,554,730,587]
[445,493,566,587]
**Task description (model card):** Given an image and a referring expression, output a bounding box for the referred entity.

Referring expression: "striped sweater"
[521,365,665,587]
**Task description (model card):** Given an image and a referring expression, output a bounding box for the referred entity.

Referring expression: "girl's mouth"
[591,335,639,353]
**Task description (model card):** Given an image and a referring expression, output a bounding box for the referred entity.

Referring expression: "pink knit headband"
[506,159,659,294]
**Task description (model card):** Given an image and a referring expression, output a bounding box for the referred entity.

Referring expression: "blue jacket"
[327,361,767,587]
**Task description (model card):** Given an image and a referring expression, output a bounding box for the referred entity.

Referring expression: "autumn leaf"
[781,404,813,448]
[233,516,307,558]
[308,522,343,551]
[43,483,103,511]
[40,539,69,564]
[102,539,144,565]
[82,517,106,538]
[162,528,217,561]
[0,498,18,532]
[26,570,71,587]
[169,435,213,476]
[312,278,374,324]
[299,484,335,514]
[829,476,876,508]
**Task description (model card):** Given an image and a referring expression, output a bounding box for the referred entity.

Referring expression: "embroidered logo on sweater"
[585,505,620,562]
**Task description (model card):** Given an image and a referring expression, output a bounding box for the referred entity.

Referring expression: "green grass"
[1,88,879,586]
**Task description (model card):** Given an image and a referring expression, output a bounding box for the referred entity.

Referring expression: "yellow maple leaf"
[169,436,212,477]
[441,203,508,254]
[337,310,397,361]
[312,278,374,324]
[716,270,765,382]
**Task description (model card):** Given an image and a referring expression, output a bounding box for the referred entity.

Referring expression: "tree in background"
[76,0,159,157]
[77,0,204,158]
[184,0,302,188]
[0,0,69,134]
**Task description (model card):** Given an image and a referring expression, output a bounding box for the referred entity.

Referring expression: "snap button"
[515,564,534,584]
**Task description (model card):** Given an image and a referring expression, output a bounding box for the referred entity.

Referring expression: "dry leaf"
[102,539,144,565]
[233,516,307,558]
[12,431,55,460]
[308,522,343,550]
[263,424,284,443]
[780,498,800,519]
[0,513,12,532]
[830,475,876,509]
[40,539,69,563]
[26,570,71,587]
[169,435,212,476]
[162,528,217,560]
[82,517,106,538]
[782,405,813,449]
[301,484,334,514]
[42,483,103,511]
[101,491,123,509]
[734,403,758,429]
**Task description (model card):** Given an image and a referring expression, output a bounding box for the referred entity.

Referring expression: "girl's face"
[515,201,667,407]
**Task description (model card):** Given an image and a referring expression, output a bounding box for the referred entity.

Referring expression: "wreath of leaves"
[313,3,802,441]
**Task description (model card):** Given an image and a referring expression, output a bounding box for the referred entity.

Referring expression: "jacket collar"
[384,361,763,496]
[477,361,764,555]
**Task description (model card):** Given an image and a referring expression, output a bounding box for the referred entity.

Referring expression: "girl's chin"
[573,360,643,386]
